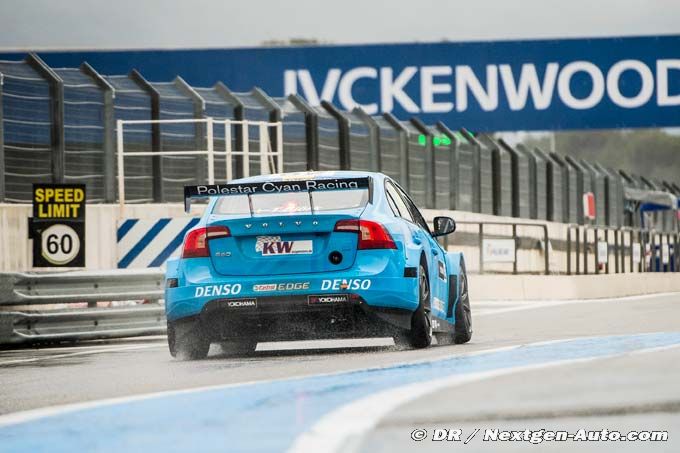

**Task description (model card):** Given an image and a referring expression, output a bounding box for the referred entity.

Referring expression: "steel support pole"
[0,73,5,202]
[567,226,572,276]
[27,53,65,184]
[116,120,125,208]
[512,224,518,275]
[543,225,550,275]
[206,117,214,184]
[225,120,233,181]
[478,223,484,274]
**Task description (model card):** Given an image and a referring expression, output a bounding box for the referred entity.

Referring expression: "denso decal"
[256,236,313,256]
[321,279,371,291]
[194,283,242,298]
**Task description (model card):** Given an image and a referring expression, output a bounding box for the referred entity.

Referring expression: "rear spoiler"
[183,177,371,213]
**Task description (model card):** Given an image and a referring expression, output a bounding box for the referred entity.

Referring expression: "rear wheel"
[454,272,472,344]
[407,264,432,349]
[167,319,210,360]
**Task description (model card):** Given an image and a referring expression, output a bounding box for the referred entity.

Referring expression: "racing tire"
[407,263,433,349]
[167,319,210,360]
[453,272,472,344]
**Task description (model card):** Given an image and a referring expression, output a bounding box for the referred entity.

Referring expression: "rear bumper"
[191,294,413,341]
[165,251,418,323]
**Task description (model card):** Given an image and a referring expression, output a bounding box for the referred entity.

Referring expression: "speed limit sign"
[29,184,86,267]
[30,221,85,267]
[40,224,81,265]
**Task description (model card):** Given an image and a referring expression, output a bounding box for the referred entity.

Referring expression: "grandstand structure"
[0,53,678,232]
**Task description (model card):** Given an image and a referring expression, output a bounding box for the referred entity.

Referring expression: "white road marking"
[287,342,680,453]
[0,343,525,428]
[0,343,164,366]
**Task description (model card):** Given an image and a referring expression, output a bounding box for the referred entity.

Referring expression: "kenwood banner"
[6,34,679,131]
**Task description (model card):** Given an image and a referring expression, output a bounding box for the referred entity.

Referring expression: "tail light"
[334,219,397,250]
[182,226,231,258]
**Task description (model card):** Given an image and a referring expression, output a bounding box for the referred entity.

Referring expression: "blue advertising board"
[2,35,679,131]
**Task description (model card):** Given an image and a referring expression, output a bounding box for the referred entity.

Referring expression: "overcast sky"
[0,0,679,51]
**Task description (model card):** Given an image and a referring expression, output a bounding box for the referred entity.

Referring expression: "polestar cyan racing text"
[164,171,471,359]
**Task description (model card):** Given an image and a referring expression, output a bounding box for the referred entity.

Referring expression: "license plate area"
[256,236,313,256]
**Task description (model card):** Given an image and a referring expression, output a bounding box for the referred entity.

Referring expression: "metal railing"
[116,118,284,206]
[425,217,551,275]
[567,225,679,275]
[0,268,166,345]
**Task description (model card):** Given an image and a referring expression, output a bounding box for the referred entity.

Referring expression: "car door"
[393,184,449,319]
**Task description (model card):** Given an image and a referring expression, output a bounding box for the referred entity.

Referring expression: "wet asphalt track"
[0,293,679,452]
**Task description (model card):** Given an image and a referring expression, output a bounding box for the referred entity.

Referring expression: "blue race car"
[165,171,471,359]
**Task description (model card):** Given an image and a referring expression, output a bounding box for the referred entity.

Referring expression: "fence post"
[478,223,484,274]
[225,119,233,181]
[242,121,250,177]
[629,230,634,273]
[567,226,572,275]
[27,53,65,184]
[175,76,206,185]
[258,122,269,175]
[129,69,162,202]
[0,72,4,202]
[512,224,518,274]
[276,121,283,174]
[584,227,589,275]
[206,117,214,184]
[576,226,581,274]
[650,233,657,272]
[81,62,116,202]
[595,227,600,275]
[543,224,550,275]
[116,120,125,208]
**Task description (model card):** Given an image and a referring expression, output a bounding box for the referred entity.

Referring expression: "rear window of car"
[212,188,368,216]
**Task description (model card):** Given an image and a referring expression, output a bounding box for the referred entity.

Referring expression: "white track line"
[0,343,528,428]
[287,342,680,453]
[0,343,164,366]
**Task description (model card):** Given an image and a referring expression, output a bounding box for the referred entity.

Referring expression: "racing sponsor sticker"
[222,298,257,308]
[194,283,242,297]
[321,279,371,291]
[433,297,446,313]
[438,261,446,281]
[308,294,350,305]
[254,282,310,292]
[256,236,313,256]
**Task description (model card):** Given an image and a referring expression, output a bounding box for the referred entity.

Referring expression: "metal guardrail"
[567,225,679,275]
[0,269,166,345]
[429,218,550,275]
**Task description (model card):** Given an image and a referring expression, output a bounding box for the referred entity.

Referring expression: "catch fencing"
[1,54,678,233]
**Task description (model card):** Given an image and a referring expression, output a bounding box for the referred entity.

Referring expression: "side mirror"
[432,216,456,237]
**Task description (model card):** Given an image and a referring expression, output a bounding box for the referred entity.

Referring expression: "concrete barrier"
[470,273,680,301]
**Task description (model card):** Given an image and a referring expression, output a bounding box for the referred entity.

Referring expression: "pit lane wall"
[1,203,568,272]
[470,273,680,301]
[0,203,666,276]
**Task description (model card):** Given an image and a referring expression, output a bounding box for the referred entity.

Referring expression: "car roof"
[232,170,386,184]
